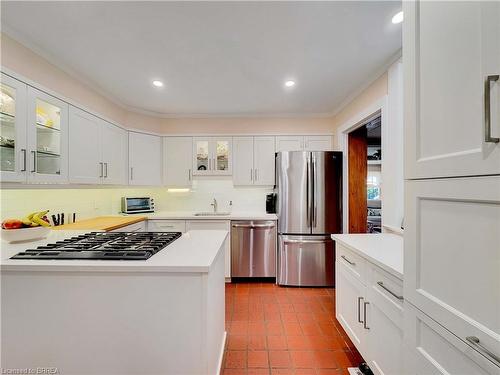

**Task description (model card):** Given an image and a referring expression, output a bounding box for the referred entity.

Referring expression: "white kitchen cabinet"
[69,107,102,184]
[147,220,186,233]
[192,137,232,176]
[69,107,127,185]
[336,261,367,354]
[101,121,127,185]
[404,301,499,375]
[110,221,146,232]
[129,131,162,186]
[186,220,231,279]
[163,137,192,187]
[0,73,28,183]
[27,86,69,183]
[336,243,405,375]
[404,1,500,179]
[233,137,254,185]
[276,136,304,151]
[276,135,332,152]
[405,176,500,368]
[233,136,275,186]
[365,266,404,375]
[253,136,276,185]
[303,135,333,151]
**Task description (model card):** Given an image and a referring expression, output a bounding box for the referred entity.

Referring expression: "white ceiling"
[1,1,402,117]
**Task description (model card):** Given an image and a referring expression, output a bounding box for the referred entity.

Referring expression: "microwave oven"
[121,197,155,214]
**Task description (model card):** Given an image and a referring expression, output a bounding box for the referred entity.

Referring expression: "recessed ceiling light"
[152,80,164,88]
[392,11,404,24]
[285,80,296,88]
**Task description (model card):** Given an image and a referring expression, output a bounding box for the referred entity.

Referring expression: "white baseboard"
[216,331,228,375]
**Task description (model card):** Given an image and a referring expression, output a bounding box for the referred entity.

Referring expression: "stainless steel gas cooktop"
[11,231,182,260]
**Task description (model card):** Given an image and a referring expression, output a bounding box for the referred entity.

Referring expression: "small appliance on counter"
[266,193,277,214]
[121,197,155,214]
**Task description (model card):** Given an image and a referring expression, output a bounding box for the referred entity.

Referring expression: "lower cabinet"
[404,302,499,375]
[336,244,404,375]
[111,221,146,232]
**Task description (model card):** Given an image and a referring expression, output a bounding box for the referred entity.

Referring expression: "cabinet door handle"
[20,149,27,172]
[104,162,108,178]
[188,169,192,181]
[250,168,253,181]
[255,169,258,181]
[130,167,134,180]
[341,255,356,266]
[377,281,404,300]
[466,336,500,366]
[363,301,370,330]
[357,296,364,323]
[30,150,36,173]
[484,75,499,143]
[99,162,103,177]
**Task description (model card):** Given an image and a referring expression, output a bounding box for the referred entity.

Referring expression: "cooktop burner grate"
[11,231,182,260]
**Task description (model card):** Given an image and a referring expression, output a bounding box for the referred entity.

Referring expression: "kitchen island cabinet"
[1,230,228,375]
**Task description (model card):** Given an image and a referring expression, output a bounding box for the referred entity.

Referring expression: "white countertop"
[1,229,228,273]
[135,211,277,221]
[331,233,403,280]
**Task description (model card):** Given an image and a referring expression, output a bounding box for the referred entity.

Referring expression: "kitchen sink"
[194,212,231,216]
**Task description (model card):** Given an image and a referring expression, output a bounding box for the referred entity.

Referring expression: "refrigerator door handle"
[312,154,317,228]
[306,157,310,228]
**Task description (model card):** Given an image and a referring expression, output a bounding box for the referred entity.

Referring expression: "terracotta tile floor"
[222,282,364,375]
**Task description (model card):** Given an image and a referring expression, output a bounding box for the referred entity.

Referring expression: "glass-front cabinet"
[27,87,68,183]
[0,73,27,182]
[193,137,232,175]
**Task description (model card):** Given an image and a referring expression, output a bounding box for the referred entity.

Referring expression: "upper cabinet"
[129,132,162,186]
[404,1,500,179]
[27,87,69,183]
[0,73,27,183]
[193,137,232,176]
[233,136,276,186]
[69,106,127,185]
[163,136,193,187]
[276,135,332,152]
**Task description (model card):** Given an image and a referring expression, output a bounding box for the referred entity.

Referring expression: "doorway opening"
[347,115,382,234]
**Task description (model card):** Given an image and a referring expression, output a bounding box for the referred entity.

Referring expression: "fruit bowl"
[1,226,50,243]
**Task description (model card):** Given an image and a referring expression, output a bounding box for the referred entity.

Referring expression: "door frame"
[336,96,388,233]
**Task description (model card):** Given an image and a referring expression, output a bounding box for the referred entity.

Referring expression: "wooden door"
[348,126,367,233]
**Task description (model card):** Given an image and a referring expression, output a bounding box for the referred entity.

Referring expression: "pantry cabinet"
[275,135,332,152]
[404,1,500,179]
[192,137,232,176]
[27,87,69,183]
[163,137,193,187]
[0,73,27,183]
[69,107,127,185]
[233,136,275,186]
[129,132,162,186]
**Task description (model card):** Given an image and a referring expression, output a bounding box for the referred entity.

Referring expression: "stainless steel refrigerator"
[276,151,342,287]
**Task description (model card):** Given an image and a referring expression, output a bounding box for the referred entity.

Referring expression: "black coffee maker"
[266,193,277,214]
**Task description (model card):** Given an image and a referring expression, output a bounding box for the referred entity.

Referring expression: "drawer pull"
[466,336,500,366]
[341,255,356,266]
[363,301,370,330]
[377,281,404,301]
[484,75,500,143]
[357,297,364,323]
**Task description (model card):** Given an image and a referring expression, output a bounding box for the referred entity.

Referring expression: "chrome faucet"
[210,198,218,213]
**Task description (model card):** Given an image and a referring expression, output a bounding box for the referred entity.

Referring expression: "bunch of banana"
[21,210,50,227]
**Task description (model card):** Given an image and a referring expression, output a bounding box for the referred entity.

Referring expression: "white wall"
[381,59,404,230]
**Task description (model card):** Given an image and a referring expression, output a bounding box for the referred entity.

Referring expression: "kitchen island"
[1,229,228,375]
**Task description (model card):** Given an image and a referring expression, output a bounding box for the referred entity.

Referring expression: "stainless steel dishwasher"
[231,221,276,278]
